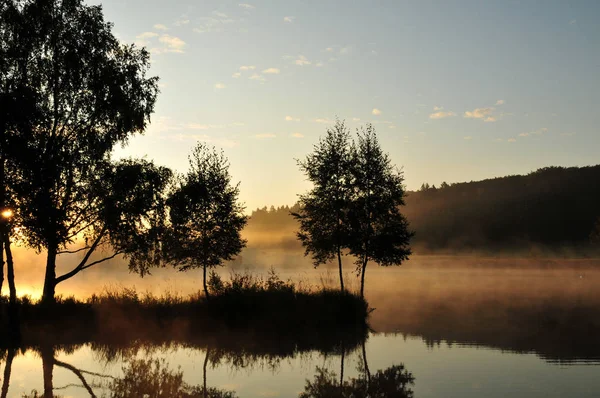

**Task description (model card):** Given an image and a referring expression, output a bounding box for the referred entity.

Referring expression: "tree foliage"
[166,143,247,298]
[0,0,161,301]
[294,121,412,295]
[292,120,354,291]
[348,125,413,297]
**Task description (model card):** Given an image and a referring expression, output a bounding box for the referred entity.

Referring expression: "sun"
[1,209,13,219]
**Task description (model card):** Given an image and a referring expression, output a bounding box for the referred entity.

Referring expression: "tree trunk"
[360,255,368,298]
[362,338,371,392]
[340,339,345,388]
[41,346,54,398]
[42,247,57,304]
[337,247,344,293]
[3,235,16,305]
[0,239,4,298]
[0,348,14,398]
[203,347,210,398]
[203,264,209,299]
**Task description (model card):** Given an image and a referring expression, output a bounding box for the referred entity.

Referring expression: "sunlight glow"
[1,209,13,219]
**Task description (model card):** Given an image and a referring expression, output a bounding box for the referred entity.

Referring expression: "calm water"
[3,255,600,397]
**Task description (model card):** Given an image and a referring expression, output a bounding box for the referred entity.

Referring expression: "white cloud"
[262,68,280,74]
[570,19,576,25]
[283,16,295,23]
[239,65,256,71]
[215,83,226,89]
[285,116,300,122]
[153,24,168,31]
[249,73,266,82]
[137,32,159,40]
[496,99,505,105]
[429,111,456,119]
[232,72,241,78]
[255,133,276,139]
[315,61,324,67]
[484,116,497,122]
[508,138,516,143]
[314,118,333,124]
[433,106,443,111]
[290,133,304,138]
[239,3,255,9]
[295,55,311,66]
[464,107,494,119]
[389,125,396,129]
[175,17,190,26]
[157,34,186,53]
[352,117,361,122]
[519,132,530,137]
[339,46,351,54]
[213,11,228,18]
[464,136,472,140]
[324,47,334,52]
[372,108,382,116]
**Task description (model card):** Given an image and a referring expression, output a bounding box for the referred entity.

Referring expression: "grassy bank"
[0,271,368,351]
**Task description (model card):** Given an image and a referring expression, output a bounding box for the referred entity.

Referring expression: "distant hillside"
[243,165,600,254]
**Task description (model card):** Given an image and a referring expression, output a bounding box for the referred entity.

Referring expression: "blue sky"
[95,0,600,211]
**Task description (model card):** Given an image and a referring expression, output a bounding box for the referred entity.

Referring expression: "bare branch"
[57,246,91,255]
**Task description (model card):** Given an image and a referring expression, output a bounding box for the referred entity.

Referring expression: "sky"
[91,0,600,211]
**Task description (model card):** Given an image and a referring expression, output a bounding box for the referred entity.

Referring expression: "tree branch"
[53,359,97,398]
[57,246,91,255]
[55,229,105,284]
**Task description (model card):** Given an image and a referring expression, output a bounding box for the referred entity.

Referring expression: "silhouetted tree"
[108,357,237,398]
[0,0,161,302]
[293,120,353,292]
[166,143,247,299]
[300,364,414,398]
[348,125,412,297]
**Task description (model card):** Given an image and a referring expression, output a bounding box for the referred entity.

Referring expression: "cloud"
[339,46,351,54]
[324,47,334,52]
[372,108,382,116]
[255,133,276,139]
[484,116,497,122]
[239,3,255,9]
[157,34,186,53]
[290,133,304,138]
[295,55,311,66]
[285,116,300,122]
[561,132,576,137]
[137,32,159,40]
[464,107,494,119]
[352,117,360,121]
[496,99,505,105]
[262,68,280,74]
[570,19,576,24]
[433,106,443,111]
[213,11,228,18]
[464,136,472,140]
[175,17,190,26]
[239,65,256,71]
[429,111,456,119]
[508,138,516,143]
[519,132,530,137]
[214,83,226,89]
[283,16,295,23]
[520,127,548,137]
[153,24,168,31]
[249,73,266,82]
[232,72,241,78]
[315,61,324,67]
[314,118,334,124]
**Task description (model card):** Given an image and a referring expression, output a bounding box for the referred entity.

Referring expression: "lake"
[2,254,600,397]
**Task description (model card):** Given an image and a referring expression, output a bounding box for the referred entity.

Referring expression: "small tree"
[166,143,247,299]
[349,125,413,297]
[292,120,353,292]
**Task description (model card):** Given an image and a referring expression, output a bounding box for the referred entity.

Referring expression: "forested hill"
[244,165,600,253]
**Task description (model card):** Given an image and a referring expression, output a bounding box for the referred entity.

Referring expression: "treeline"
[246,165,600,253]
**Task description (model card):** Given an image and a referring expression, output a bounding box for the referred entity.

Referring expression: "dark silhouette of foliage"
[348,125,413,297]
[0,0,161,302]
[293,120,354,292]
[165,143,247,298]
[108,357,238,398]
[299,364,414,398]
